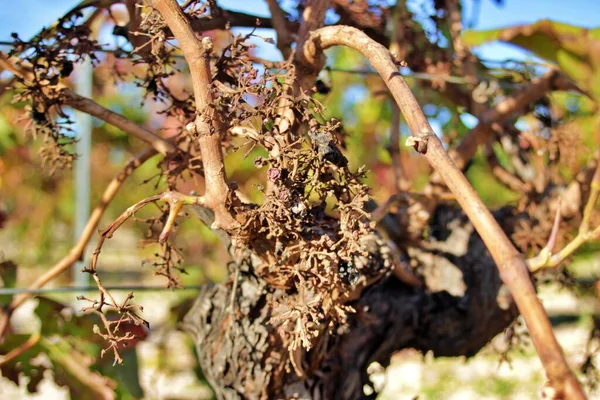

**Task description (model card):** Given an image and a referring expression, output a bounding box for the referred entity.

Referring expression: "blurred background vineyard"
[1,0,600,398]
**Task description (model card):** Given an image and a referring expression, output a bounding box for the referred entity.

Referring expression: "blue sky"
[473,0,599,29]
[1,0,598,76]
[1,0,599,64]
[2,0,599,44]
[465,0,600,62]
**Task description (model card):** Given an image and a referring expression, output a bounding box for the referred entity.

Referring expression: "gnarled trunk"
[182,205,521,399]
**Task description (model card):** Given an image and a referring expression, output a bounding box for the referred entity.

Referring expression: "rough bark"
[183,205,520,399]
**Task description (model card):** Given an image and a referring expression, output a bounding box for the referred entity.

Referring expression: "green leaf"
[99,349,144,399]
[0,115,18,154]
[41,337,117,400]
[464,20,600,101]
[29,297,145,398]
[0,334,45,393]
[0,259,17,306]
[34,296,99,337]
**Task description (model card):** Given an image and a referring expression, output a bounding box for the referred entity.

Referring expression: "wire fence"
[0,285,208,296]
[0,39,542,85]
[0,39,545,67]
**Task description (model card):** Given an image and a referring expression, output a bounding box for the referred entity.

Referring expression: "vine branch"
[64,91,176,155]
[266,0,294,59]
[452,69,576,170]
[152,0,239,232]
[303,25,585,399]
[1,51,176,156]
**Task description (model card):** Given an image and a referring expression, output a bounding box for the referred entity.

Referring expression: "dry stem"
[266,0,294,59]
[445,0,477,87]
[529,158,600,272]
[64,91,176,155]
[153,0,239,231]
[485,143,530,193]
[79,189,207,362]
[452,69,573,170]
[388,97,410,192]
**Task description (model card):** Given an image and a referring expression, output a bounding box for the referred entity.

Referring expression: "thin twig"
[485,143,530,193]
[0,332,41,366]
[529,157,600,272]
[64,91,176,155]
[0,147,158,340]
[125,0,149,53]
[0,51,176,156]
[0,52,28,79]
[0,45,481,84]
[581,157,600,233]
[451,69,575,170]
[0,285,206,296]
[388,103,410,192]
[87,190,207,275]
[77,189,208,361]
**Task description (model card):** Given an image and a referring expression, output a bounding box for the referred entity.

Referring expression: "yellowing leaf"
[464,20,600,101]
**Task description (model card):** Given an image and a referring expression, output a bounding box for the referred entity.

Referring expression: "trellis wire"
[0,285,207,296]
[0,40,539,84]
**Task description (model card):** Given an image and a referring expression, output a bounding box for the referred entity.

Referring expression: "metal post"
[73,58,93,286]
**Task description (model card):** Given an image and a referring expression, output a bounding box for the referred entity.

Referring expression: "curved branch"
[294,0,330,72]
[1,51,176,156]
[125,0,148,52]
[272,0,329,136]
[0,332,41,365]
[0,147,158,340]
[303,25,585,399]
[119,3,297,52]
[293,0,330,96]
[64,91,176,155]
[452,69,576,170]
[485,143,530,193]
